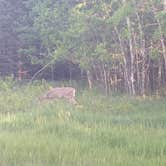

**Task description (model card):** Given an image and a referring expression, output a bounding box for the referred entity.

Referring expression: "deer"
[39,87,77,105]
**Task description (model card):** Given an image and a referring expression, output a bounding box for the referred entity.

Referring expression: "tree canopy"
[0,0,165,95]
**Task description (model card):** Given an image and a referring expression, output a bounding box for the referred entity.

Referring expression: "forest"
[0,1,166,165]
[0,0,166,95]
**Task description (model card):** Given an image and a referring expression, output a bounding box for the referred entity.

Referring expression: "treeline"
[0,0,165,95]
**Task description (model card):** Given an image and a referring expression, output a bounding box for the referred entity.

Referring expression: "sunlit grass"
[0,81,165,166]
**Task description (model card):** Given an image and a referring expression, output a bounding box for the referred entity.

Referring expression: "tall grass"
[0,80,166,166]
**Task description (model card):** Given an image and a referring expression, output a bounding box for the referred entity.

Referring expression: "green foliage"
[149,48,160,60]
[94,43,108,58]
[18,47,36,56]
[0,77,16,91]
[107,1,134,26]
[121,27,130,39]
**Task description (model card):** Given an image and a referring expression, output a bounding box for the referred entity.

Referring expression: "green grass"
[0,83,166,166]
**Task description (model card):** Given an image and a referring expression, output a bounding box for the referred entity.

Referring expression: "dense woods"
[0,0,165,95]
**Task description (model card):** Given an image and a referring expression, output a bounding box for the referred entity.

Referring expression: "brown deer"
[39,87,77,105]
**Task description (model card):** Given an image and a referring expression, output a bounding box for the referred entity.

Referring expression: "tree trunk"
[157,57,162,95]
[102,64,108,95]
[87,70,92,89]
[126,17,135,95]
[136,12,146,96]
[122,0,135,95]
[51,64,54,81]
[114,26,130,93]
[151,0,166,84]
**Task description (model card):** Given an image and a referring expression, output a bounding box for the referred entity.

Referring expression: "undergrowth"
[0,79,165,166]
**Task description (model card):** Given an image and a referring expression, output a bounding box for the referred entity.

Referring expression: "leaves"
[107,1,134,26]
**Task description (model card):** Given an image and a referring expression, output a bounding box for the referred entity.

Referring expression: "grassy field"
[0,81,166,166]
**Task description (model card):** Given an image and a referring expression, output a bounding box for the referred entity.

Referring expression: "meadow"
[0,79,166,166]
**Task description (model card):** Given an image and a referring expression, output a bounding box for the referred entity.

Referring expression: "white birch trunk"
[151,0,166,83]
[136,12,146,96]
